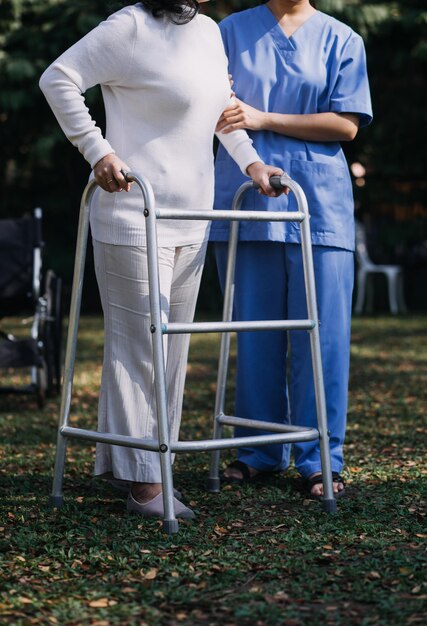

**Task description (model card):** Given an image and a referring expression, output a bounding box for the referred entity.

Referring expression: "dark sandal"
[301,472,346,500]
[332,472,346,498]
[220,460,276,485]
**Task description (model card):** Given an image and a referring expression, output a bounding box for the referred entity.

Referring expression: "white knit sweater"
[39,3,260,246]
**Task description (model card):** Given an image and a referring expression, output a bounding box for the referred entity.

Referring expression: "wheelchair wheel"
[43,270,63,397]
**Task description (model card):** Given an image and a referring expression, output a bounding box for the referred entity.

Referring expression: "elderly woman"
[40,0,283,519]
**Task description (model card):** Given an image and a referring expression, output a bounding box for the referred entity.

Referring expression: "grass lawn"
[0,314,426,625]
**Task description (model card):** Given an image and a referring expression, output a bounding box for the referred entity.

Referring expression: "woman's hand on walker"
[94,153,132,193]
[216,97,265,133]
[246,162,289,197]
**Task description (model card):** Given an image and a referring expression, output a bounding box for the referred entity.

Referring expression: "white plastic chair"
[354,220,407,315]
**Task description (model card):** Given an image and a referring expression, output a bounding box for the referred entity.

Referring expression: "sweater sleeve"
[215,98,262,175]
[198,16,262,176]
[39,8,137,168]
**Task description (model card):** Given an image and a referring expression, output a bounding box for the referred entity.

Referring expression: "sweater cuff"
[232,142,263,175]
[86,140,116,170]
[216,130,263,176]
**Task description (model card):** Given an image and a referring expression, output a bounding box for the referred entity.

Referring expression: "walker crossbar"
[217,414,318,434]
[60,424,319,451]
[49,170,336,535]
[156,208,305,222]
[163,319,315,334]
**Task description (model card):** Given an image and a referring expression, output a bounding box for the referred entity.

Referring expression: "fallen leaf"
[141,568,158,580]
[38,565,50,572]
[88,598,109,608]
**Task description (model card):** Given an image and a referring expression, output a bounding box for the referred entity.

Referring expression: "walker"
[49,171,336,534]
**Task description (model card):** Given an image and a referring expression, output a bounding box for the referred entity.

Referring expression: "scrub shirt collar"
[260,4,321,51]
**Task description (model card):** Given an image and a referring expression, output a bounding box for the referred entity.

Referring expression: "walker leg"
[144,185,179,532]
[49,432,67,508]
[207,337,232,493]
[48,180,96,508]
[207,223,240,493]
[297,178,336,513]
[322,496,337,513]
[163,519,179,534]
[159,448,179,534]
[207,419,223,493]
[313,340,336,512]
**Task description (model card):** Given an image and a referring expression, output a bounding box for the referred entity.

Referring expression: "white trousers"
[92,239,207,483]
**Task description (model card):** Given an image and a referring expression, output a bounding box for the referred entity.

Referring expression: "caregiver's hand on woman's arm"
[217,97,266,132]
[216,97,360,142]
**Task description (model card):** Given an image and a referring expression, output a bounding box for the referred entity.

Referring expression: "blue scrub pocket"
[287,159,353,243]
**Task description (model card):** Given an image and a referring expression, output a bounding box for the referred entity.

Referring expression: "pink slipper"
[126,490,195,519]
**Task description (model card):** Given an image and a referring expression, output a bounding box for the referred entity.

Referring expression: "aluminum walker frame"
[49,171,336,535]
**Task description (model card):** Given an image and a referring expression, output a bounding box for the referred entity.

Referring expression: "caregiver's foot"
[221,459,267,485]
[308,472,345,498]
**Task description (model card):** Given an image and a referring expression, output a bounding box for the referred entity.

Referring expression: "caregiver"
[212,0,372,498]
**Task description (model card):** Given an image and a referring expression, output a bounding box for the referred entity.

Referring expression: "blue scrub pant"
[214,241,354,478]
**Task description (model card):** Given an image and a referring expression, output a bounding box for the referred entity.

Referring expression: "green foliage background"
[0,0,426,309]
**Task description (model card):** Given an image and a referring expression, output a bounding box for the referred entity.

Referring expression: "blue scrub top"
[211,6,373,251]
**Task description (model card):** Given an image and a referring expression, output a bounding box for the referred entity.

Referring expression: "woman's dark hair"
[121,0,200,24]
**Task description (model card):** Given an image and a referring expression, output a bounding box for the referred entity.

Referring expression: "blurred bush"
[0,0,426,311]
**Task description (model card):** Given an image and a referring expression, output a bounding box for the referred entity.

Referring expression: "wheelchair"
[0,208,63,408]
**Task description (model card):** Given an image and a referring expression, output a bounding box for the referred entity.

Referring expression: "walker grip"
[253,174,290,191]
[269,174,289,190]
